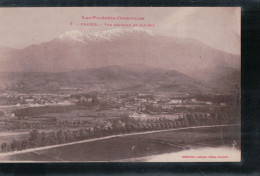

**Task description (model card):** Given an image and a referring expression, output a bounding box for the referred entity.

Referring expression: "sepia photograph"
[0,7,241,162]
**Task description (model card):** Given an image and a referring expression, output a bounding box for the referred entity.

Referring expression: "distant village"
[0,90,233,119]
[0,87,240,153]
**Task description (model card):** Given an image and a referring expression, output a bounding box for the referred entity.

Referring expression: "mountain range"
[0,28,240,74]
[0,64,212,94]
[0,28,240,94]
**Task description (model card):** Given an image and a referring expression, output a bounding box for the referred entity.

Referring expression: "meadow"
[2,125,240,161]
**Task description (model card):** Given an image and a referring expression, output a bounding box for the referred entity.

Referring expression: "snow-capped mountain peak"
[59,30,85,43]
[59,27,154,42]
[85,27,154,41]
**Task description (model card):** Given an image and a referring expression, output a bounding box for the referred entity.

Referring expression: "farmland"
[0,90,240,156]
[1,124,240,161]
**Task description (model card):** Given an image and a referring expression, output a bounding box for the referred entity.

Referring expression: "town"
[0,90,240,153]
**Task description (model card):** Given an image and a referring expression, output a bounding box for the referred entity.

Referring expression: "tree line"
[0,110,239,153]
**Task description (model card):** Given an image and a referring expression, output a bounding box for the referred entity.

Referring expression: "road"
[0,124,240,158]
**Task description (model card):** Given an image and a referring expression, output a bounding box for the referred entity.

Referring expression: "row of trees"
[0,109,240,153]
[3,119,93,131]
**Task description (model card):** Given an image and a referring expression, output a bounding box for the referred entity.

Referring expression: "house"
[169,99,182,104]
[191,98,197,102]
[129,112,146,118]
[220,103,226,106]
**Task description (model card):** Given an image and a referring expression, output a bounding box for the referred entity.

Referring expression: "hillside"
[0,28,240,78]
[0,65,211,94]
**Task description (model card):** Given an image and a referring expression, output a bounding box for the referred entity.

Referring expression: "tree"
[161,123,166,129]
[41,132,48,146]
[106,126,113,134]
[10,140,18,151]
[16,141,22,151]
[64,129,73,142]
[79,128,86,139]
[151,123,156,130]
[56,130,65,144]
[165,123,170,129]
[1,143,7,152]
[21,140,28,150]
[48,132,58,145]
[29,129,40,148]
[176,121,181,128]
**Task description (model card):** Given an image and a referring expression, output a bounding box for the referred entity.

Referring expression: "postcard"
[0,7,241,162]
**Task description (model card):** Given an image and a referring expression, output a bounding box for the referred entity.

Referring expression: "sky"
[0,7,240,54]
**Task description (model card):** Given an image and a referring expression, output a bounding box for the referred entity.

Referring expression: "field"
[41,109,130,121]
[0,131,28,144]
[1,125,240,161]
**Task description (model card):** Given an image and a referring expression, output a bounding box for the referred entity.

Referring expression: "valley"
[0,27,241,162]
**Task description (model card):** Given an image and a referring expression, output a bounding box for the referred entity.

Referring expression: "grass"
[3,125,240,161]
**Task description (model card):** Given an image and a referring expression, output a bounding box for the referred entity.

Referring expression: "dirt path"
[0,131,29,137]
[0,124,240,158]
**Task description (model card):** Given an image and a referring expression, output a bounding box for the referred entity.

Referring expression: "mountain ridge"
[0,64,213,94]
[58,28,155,42]
[0,28,240,86]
